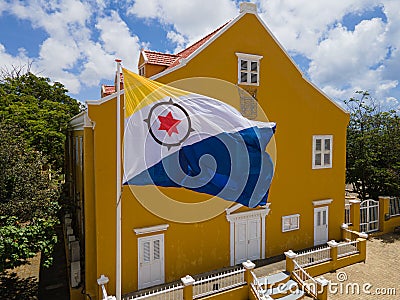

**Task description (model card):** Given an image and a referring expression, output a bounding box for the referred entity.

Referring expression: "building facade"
[67,3,349,299]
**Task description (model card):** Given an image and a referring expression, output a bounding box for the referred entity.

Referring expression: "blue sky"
[0,0,399,110]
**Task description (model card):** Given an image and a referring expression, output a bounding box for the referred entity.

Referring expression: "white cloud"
[1,0,142,98]
[166,31,187,53]
[95,10,140,70]
[308,19,388,86]
[255,0,400,107]
[128,0,238,46]
[1,0,399,106]
[257,0,380,57]
[0,43,30,71]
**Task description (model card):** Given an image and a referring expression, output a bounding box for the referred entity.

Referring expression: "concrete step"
[276,290,305,300]
[265,279,298,299]
[258,271,290,288]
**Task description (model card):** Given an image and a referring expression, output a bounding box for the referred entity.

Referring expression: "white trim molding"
[86,90,125,106]
[226,204,270,265]
[313,199,333,206]
[70,110,94,130]
[134,224,169,235]
[225,203,243,215]
[236,53,263,61]
[149,7,349,116]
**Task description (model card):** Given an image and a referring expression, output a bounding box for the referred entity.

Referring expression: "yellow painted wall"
[77,11,349,298]
[156,12,349,255]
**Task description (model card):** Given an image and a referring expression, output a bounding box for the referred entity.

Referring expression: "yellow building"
[67,3,349,299]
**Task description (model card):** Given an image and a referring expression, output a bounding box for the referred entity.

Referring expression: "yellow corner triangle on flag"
[122,67,190,118]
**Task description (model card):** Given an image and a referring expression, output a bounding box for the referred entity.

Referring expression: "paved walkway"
[38,225,70,300]
[252,233,400,299]
[323,233,400,299]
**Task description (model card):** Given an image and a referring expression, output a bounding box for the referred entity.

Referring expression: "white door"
[314,206,328,246]
[138,234,164,289]
[235,218,261,264]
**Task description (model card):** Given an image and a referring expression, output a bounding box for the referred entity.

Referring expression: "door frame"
[314,206,329,246]
[137,233,165,290]
[226,203,270,265]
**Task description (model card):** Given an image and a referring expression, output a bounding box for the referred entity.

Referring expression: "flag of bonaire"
[122,68,276,208]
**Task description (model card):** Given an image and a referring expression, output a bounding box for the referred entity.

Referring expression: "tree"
[345,91,400,199]
[0,122,60,271]
[0,68,82,272]
[0,72,82,171]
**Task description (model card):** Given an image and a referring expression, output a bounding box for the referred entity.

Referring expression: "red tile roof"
[178,21,230,59]
[144,21,230,70]
[100,21,230,97]
[143,51,180,66]
[102,84,115,97]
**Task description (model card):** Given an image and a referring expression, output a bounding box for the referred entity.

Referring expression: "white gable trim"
[150,14,244,80]
[225,203,243,214]
[313,199,333,206]
[151,11,348,115]
[86,89,124,106]
[70,110,94,130]
[134,224,170,235]
[142,50,149,63]
[252,13,348,115]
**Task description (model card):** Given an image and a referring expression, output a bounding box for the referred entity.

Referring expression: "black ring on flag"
[145,98,193,149]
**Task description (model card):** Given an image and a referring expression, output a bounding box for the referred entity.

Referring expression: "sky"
[0,0,399,110]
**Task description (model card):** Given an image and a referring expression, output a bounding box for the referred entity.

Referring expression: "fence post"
[284,250,297,273]
[181,275,195,300]
[356,238,367,263]
[378,196,390,233]
[242,260,256,299]
[349,200,360,231]
[315,277,329,300]
[242,260,256,284]
[327,240,339,271]
[341,223,349,241]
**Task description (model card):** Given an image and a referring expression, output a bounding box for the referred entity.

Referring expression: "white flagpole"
[115,58,122,300]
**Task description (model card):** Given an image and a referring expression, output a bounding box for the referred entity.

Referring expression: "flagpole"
[115,58,122,300]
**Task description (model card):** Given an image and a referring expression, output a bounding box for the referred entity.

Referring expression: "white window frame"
[312,135,333,169]
[236,53,263,86]
[282,214,300,232]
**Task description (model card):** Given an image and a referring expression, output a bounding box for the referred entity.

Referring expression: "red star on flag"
[158,112,181,136]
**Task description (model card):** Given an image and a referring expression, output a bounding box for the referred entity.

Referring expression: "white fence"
[292,260,318,299]
[337,240,359,258]
[250,271,271,300]
[294,246,331,268]
[192,267,245,299]
[125,284,183,300]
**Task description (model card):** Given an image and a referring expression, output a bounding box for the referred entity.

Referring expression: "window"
[236,53,263,86]
[139,66,145,76]
[282,214,300,232]
[312,135,333,169]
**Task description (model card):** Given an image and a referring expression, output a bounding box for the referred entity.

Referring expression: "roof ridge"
[176,20,231,56]
[143,50,179,57]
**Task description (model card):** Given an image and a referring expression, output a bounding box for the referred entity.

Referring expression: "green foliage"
[0,123,60,271]
[346,91,400,199]
[0,72,82,171]
[0,70,80,272]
